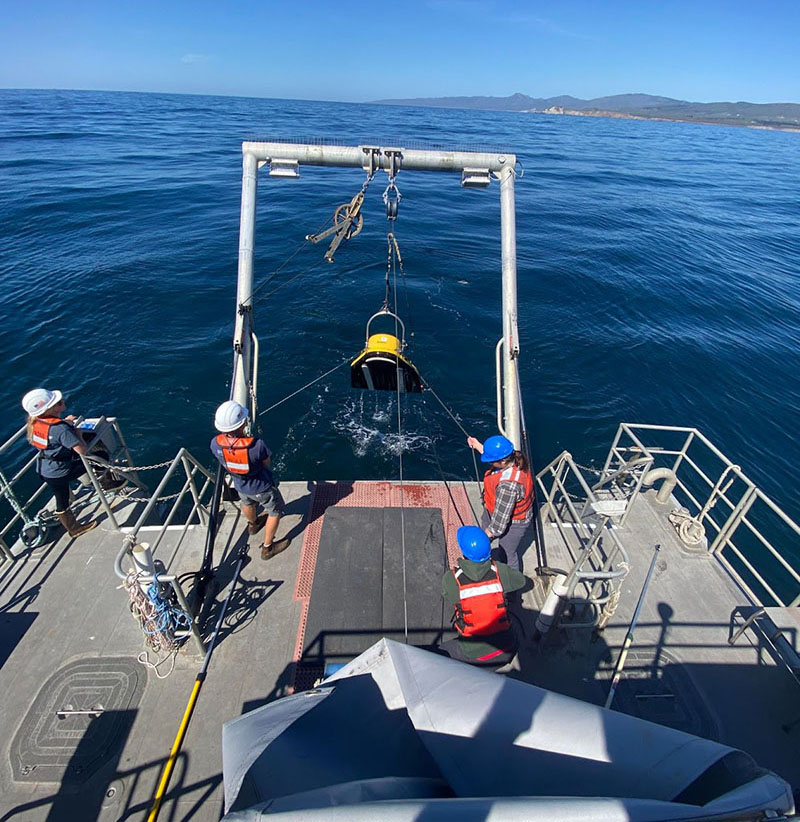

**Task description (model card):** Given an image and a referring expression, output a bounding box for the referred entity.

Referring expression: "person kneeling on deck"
[22,388,125,538]
[211,400,290,561]
[440,526,527,666]
[467,434,533,571]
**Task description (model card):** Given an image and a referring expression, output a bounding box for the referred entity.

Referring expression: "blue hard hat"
[457,526,491,562]
[481,435,514,463]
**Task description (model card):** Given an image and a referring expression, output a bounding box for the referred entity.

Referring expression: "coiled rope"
[123,571,193,679]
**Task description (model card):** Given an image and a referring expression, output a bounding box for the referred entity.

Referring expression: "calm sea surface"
[1,90,799,525]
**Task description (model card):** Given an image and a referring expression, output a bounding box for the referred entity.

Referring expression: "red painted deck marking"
[290,481,474,689]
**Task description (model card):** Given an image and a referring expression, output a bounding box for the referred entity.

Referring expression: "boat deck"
[516,488,800,787]
[0,480,798,821]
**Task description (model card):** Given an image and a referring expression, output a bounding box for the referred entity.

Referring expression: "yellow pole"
[145,545,247,822]
[146,676,204,822]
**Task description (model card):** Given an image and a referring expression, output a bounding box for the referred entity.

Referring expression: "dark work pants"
[42,461,87,512]
[481,509,531,571]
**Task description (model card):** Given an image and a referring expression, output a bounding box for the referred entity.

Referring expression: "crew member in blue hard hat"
[211,400,290,561]
[467,434,534,571]
[21,388,125,538]
[440,525,527,666]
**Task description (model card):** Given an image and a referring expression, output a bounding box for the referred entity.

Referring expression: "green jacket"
[441,557,527,659]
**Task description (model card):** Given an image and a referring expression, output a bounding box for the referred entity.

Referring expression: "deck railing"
[112,448,215,654]
[535,451,631,628]
[0,416,143,561]
[600,423,800,608]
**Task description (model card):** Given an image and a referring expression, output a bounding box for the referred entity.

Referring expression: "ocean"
[2,89,799,529]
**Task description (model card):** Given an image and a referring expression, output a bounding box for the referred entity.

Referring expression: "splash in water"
[333,395,432,458]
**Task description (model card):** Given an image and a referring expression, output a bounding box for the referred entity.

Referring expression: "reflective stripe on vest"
[483,464,534,522]
[216,434,255,475]
[30,417,63,451]
[453,562,510,637]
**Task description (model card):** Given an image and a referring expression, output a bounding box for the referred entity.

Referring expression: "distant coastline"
[372,93,800,133]
[535,104,800,133]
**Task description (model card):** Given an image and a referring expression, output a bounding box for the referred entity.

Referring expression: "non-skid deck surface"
[0,479,478,822]
[290,480,477,689]
[301,506,449,664]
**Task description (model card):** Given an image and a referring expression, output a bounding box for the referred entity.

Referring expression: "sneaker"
[261,537,290,561]
[247,514,267,535]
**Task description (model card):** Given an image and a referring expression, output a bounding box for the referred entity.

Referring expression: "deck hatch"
[597,649,718,739]
[10,656,145,785]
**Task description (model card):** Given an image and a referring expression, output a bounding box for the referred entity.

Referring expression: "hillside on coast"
[371,92,800,131]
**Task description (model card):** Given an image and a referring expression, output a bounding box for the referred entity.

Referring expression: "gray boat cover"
[222,639,793,820]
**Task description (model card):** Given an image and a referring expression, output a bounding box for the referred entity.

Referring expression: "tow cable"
[146,543,248,822]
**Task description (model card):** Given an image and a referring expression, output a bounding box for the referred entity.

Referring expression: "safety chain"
[85,456,174,472]
[118,489,184,503]
[78,457,185,503]
[573,462,604,475]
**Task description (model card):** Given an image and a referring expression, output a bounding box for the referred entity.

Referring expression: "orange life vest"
[216,434,255,475]
[453,562,510,637]
[483,464,534,522]
[30,416,66,450]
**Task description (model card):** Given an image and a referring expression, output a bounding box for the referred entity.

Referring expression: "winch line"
[421,380,482,488]
[258,356,353,417]
[429,436,480,527]
[390,235,409,643]
[244,212,332,307]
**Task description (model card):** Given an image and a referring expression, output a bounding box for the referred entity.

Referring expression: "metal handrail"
[113,448,215,655]
[0,416,139,559]
[113,447,214,580]
[607,423,800,607]
[495,338,507,437]
[535,452,631,627]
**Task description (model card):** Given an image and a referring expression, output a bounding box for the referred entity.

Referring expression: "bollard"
[535,573,568,634]
[131,542,156,592]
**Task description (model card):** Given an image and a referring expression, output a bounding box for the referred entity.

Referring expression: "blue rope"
[144,574,192,638]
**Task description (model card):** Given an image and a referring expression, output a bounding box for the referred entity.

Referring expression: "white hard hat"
[21,388,63,417]
[214,400,249,433]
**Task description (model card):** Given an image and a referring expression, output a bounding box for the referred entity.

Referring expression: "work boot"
[247,513,267,535]
[99,472,126,492]
[261,537,290,561]
[57,509,98,538]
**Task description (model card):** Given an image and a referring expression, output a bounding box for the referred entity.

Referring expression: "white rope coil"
[669,506,705,545]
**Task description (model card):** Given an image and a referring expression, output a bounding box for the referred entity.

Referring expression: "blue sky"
[1,0,798,103]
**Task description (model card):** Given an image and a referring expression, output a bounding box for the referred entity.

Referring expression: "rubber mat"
[300,506,449,667]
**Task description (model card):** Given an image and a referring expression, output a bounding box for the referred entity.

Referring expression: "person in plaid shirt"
[467,434,534,571]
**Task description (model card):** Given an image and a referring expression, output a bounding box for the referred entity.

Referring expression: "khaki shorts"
[239,486,284,517]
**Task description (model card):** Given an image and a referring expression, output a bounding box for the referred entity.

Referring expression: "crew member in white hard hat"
[210,400,290,561]
[21,388,124,538]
